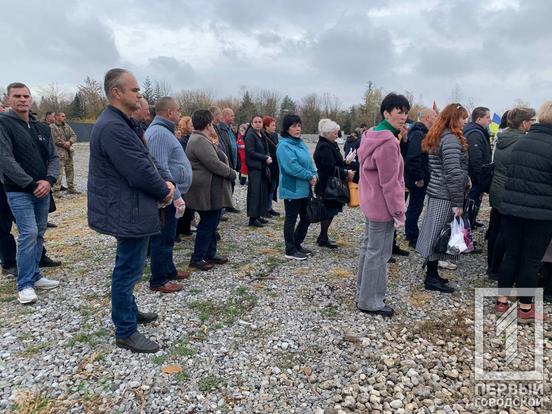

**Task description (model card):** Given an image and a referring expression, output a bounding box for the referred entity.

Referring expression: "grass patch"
[152,355,167,365]
[320,307,338,318]
[175,372,190,382]
[67,329,108,347]
[412,311,470,340]
[198,375,223,392]
[18,343,48,357]
[188,288,202,295]
[188,288,256,327]
[172,340,195,357]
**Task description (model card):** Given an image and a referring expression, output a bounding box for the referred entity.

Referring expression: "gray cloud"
[1,0,550,112]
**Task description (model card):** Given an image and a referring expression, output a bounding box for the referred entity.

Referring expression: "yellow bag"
[347,182,359,207]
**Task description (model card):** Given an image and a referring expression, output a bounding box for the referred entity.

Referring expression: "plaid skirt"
[415,197,459,262]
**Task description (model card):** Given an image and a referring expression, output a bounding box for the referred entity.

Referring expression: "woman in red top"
[237,123,248,185]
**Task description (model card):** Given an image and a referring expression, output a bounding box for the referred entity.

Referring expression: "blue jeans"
[150,204,177,288]
[6,192,49,291]
[405,186,426,243]
[112,236,149,339]
[266,178,278,212]
[191,209,221,262]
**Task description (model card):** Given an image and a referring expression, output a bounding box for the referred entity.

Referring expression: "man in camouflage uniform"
[50,112,79,194]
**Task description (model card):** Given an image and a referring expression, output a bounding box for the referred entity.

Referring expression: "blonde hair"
[176,116,193,136]
[537,101,552,124]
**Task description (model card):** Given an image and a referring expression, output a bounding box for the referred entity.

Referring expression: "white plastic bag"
[447,217,467,255]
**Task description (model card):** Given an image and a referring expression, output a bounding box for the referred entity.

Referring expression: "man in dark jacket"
[0,82,60,305]
[404,108,436,246]
[88,69,175,353]
[464,107,492,227]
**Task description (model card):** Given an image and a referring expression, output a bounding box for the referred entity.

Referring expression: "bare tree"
[78,76,106,120]
[299,93,321,134]
[153,80,172,103]
[37,83,70,115]
[174,89,214,115]
[252,88,281,118]
[320,92,341,120]
[449,83,464,103]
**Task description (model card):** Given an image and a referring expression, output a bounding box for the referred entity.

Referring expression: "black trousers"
[283,198,310,254]
[498,215,552,304]
[0,185,16,268]
[177,207,195,236]
[487,208,506,275]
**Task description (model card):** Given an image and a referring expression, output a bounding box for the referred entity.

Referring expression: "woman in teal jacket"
[276,114,318,260]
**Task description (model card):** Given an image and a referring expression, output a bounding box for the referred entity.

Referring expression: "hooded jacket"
[489,128,524,211]
[404,122,430,189]
[464,121,492,186]
[358,128,405,223]
[426,131,469,208]
[501,123,552,221]
[0,109,59,192]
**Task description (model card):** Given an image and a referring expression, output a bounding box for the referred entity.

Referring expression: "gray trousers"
[357,219,394,311]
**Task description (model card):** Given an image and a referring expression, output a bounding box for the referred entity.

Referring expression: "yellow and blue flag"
[489,112,502,136]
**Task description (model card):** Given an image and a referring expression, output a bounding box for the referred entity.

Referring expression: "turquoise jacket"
[276,135,317,200]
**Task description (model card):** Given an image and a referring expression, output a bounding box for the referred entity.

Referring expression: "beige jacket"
[185,131,236,211]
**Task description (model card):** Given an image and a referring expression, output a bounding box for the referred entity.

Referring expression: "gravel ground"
[1,143,551,413]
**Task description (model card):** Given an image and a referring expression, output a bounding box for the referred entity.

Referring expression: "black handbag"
[306,191,326,223]
[323,167,349,204]
[434,222,452,254]
[479,162,494,193]
[48,192,56,213]
[464,198,477,228]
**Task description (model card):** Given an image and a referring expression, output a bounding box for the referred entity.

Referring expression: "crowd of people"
[1,68,552,353]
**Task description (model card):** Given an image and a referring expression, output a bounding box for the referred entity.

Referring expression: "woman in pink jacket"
[357,93,410,317]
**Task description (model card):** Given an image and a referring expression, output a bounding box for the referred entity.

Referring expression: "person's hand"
[173,197,186,218]
[415,179,424,188]
[33,180,51,198]
[346,170,355,182]
[162,182,176,206]
[345,149,356,164]
[309,176,317,186]
[266,156,273,165]
[465,177,472,192]
[393,217,405,230]
[452,207,463,217]
[399,125,409,142]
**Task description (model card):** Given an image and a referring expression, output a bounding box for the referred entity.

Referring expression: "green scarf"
[374,119,399,136]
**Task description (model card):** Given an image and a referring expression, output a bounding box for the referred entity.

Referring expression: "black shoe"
[424,276,455,293]
[239,177,247,186]
[268,209,281,217]
[473,221,485,228]
[115,331,160,353]
[249,219,264,228]
[392,245,410,256]
[60,185,68,191]
[137,310,158,324]
[285,251,307,260]
[39,255,62,268]
[189,260,214,271]
[318,239,338,249]
[296,246,313,255]
[258,217,269,224]
[388,257,396,264]
[46,222,58,228]
[1,265,17,277]
[226,207,241,214]
[357,305,394,317]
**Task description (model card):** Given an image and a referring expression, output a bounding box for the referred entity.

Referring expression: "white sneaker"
[438,260,457,270]
[18,287,38,304]
[34,277,60,290]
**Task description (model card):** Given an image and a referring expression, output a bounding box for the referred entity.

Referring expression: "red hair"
[263,116,276,128]
[422,103,469,153]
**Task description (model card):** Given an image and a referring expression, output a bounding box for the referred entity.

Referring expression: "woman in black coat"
[245,115,272,227]
[263,116,280,216]
[496,101,552,322]
[313,119,354,248]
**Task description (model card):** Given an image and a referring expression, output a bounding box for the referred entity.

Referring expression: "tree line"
[2,77,483,133]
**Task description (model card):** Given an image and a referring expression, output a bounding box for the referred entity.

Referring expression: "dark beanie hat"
[281,114,302,135]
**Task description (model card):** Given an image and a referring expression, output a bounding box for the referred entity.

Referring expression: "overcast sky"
[1,0,550,114]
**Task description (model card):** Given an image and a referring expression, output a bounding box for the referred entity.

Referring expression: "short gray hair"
[318,118,340,137]
[155,96,177,113]
[104,68,130,99]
